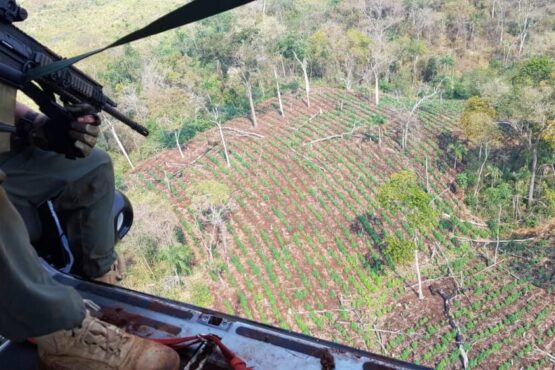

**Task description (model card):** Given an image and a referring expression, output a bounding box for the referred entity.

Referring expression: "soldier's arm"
[15,102,48,126]
[14,102,100,157]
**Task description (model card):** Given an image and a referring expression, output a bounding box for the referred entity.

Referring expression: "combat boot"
[95,254,126,285]
[35,312,180,370]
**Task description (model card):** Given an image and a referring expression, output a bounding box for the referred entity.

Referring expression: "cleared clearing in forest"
[133,88,554,369]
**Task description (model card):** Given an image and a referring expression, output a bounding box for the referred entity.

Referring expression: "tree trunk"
[494,206,501,264]
[415,244,424,300]
[220,222,229,258]
[425,157,430,193]
[402,87,440,152]
[217,122,231,168]
[474,142,489,197]
[373,69,380,106]
[245,80,258,128]
[344,59,354,91]
[412,55,418,83]
[273,66,285,117]
[518,18,529,56]
[293,52,310,108]
[527,146,537,208]
[402,120,410,151]
[175,130,184,158]
[110,124,134,169]
[301,62,310,107]
[163,170,171,193]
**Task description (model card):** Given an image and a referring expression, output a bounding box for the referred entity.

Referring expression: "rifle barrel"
[102,105,149,137]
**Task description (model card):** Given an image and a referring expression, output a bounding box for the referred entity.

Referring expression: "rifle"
[0,0,149,144]
[0,0,254,153]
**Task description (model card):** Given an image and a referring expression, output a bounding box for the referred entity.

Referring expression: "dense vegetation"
[19,0,554,368]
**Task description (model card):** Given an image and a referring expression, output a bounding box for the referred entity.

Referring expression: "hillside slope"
[129,88,554,369]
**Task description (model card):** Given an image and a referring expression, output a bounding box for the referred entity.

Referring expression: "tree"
[498,57,555,208]
[484,183,512,263]
[327,27,371,92]
[447,141,467,169]
[368,113,387,146]
[278,33,312,107]
[363,0,403,105]
[378,171,438,299]
[404,38,427,83]
[257,16,287,117]
[405,0,437,42]
[460,97,499,196]
[443,1,477,50]
[187,180,233,262]
[149,87,194,158]
[293,51,311,108]
[401,82,444,151]
[514,0,537,56]
[233,27,264,128]
[209,107,231,168]
[273,65,285,117]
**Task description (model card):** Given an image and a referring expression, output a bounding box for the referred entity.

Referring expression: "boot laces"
[76,317,130,358]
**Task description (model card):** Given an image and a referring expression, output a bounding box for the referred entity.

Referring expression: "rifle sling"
[24,0,254,83]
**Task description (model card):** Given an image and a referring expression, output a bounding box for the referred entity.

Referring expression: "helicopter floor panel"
[0,265,430,370]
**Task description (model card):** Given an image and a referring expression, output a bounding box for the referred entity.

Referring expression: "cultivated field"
[131,88,554,369]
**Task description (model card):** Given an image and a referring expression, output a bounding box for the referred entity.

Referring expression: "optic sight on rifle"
[0,0,149,140]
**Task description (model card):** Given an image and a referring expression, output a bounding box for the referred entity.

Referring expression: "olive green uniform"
[0,147,117,278]
[0,139,116,341]
[0,77,116,341]
[0,169,85,341]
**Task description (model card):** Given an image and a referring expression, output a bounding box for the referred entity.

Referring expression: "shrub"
[190,281,214,307]
[158,244,194,276]
[456,173,469,189]
[384,236,414,265]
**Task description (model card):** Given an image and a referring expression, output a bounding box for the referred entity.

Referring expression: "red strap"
[149,334,252,370]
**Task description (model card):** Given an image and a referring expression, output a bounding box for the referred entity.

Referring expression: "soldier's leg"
[0,147,116,278]
[0,170,85,341]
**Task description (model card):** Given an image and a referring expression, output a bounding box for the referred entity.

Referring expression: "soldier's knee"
[84,149,114,185]
[89,149,113,170]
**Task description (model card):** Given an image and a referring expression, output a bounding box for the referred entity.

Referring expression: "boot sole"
[38,358,80,370]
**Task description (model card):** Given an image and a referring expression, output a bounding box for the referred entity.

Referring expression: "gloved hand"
[15,103,101,158]
[65,103,101,157]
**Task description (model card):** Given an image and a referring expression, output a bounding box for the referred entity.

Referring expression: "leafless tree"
[515,0,535,56]
[415,246,424,300]
[240,70,259,128]
[400,82,443,151]
[293,51,311,107]
[405,1,437,42]
[192,195,233,262]
[273,65,285,117]
[363,0,403,105]
[102,116,135,169]
[210,108,231,168]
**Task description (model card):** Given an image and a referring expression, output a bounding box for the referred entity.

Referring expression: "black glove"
[15,103,100,158]
[65,103,101,157]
